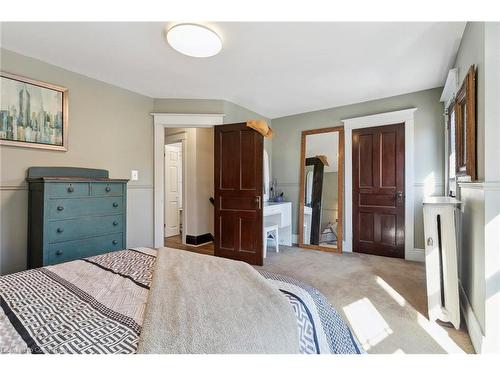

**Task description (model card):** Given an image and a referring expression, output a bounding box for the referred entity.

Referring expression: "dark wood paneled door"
[214,122,264,266]
[352,123,405,258]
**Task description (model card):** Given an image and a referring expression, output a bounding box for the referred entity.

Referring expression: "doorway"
[152,113,224,249]
[352,123,405,258]
[163,127,215,249]
[342,108,417,261]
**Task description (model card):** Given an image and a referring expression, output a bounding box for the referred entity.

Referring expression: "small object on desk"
[274,192,284,202]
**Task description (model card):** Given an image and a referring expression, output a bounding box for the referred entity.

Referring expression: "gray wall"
[0,49,155,275]
[453,22,487,333]
[0,56,272,275]
[454,22,485,180]
[153,98,224,114]
[154,98,272,176]
[271,87,445,250]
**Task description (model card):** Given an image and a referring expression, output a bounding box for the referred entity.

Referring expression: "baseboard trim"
[186,233,213,246]
[406,248,425,262]
[459,281,485,353]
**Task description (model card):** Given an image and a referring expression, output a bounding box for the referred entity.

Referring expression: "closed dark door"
[214,122,264,266]
[352,123,405,258]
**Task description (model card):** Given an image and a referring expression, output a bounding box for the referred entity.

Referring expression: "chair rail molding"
[152,113,224,248]
[342,108,417,260]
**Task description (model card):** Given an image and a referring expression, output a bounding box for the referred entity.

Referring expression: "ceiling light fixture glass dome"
[166,23,222,57]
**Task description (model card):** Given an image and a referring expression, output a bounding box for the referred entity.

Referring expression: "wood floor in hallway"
[164,234,214,256]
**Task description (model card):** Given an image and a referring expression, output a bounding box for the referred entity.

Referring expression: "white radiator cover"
[423,197,461,329]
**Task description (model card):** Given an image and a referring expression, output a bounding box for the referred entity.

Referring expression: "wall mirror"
[299,126,344,252]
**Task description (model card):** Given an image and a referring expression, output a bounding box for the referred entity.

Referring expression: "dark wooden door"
[214,122,264,266]
[352,123,405,258]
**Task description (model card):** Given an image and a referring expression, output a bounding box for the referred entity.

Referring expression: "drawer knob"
[113,221,119,226]
[56,250,63,256]
[112,240,118,245]
[57,206,64,211]
[56,228,64,233]
[105,186,111,192]
[113,202,119,207]
[67,186,74,193]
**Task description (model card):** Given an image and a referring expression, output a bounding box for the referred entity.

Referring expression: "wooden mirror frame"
[298,126,344,253]
[455,65,477,181]
[446,100,457,197]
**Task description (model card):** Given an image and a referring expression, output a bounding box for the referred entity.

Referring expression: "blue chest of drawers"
[27,167,129,268]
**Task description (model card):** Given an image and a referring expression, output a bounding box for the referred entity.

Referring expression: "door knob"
[396,191,403,200]
[112,240,118,245]
[113,202,119,207]
[57,228,64,233]
[56,250,63,256]
[254,196,261,209]
[113,221,119,226]
[67,186,74,193]
[57,206,64,211]
[105,186,111,192]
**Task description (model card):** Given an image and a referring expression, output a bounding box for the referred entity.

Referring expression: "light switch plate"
[131,170,139,181]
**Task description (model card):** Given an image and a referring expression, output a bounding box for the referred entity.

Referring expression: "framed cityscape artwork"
[0,72,68,151]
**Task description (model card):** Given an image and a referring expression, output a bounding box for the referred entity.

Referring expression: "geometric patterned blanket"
[0,248,361,354]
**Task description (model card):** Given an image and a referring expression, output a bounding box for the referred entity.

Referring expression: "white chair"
[263,224,279,258]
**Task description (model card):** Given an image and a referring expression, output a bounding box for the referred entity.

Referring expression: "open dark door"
[214,122,264,266]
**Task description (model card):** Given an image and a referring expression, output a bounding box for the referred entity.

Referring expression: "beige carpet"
[256,246,475,354]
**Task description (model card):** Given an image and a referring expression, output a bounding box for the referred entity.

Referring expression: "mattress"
[0,248,361,354]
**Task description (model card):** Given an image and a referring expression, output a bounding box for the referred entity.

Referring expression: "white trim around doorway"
[152,113,224,248]
[342,108,417,261]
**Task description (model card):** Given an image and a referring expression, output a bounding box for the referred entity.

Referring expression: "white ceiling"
[0,22,465,118]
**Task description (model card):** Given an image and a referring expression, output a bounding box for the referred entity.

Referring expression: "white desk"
[264,201,292,246]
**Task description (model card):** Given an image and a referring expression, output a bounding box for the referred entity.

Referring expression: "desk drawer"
[48,196,124,220]
[47,233,124,265]
[91,182,124,196]
[47,182,90,198]
[264,205,282,216]
[49,214,124,243]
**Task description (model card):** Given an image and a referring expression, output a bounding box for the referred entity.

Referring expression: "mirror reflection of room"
[301,130,342,251]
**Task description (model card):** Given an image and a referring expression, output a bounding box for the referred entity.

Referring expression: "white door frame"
[152,113,224,248]
[342,108,417,260]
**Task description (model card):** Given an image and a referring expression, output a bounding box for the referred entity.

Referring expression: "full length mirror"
[299,127,344,252]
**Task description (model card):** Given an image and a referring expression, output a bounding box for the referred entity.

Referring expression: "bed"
[0,247,361,354]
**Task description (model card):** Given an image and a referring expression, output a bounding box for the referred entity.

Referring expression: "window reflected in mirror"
[299,127,344,252]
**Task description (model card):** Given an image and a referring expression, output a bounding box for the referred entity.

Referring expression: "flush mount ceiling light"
[166,23,222,57]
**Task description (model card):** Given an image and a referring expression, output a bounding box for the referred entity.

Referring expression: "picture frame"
[454,65,476,181]
[0,71,68,151]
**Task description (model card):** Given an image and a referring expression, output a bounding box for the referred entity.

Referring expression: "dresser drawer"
[47,233,124,265]
[46,182,90,198]
[48,196,124,220]
[48,214,124,243]
[91,182,124,196]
